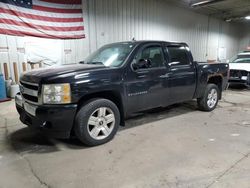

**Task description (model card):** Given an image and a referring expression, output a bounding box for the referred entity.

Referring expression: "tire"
[197,84,220,112]
[74,98,120,146]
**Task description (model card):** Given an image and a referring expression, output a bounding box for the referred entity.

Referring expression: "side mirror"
[133,59,152,70]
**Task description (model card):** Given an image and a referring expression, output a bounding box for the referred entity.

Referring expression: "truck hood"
[229,63,250,72]
[20,64,107,83]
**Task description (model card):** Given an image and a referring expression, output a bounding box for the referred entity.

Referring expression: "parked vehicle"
[229,51,250,86]
[15,41,229,146]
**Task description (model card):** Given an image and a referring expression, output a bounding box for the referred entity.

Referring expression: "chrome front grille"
[20,81,39,104]
[230,70,248,78]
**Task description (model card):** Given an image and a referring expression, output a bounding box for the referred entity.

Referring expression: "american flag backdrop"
[0,0,85,39]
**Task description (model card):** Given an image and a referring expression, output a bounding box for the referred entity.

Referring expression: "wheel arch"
[208,75,223,99]
[77,90,125,126]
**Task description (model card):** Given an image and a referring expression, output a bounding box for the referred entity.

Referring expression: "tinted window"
[167,46,190,66]
[138,46,164,68]
[232,54,250,63]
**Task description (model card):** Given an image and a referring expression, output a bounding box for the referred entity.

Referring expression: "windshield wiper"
[86,62,104,65]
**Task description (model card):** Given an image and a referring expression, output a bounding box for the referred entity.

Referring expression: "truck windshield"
[232,55,250,63]
[83,43,135,67]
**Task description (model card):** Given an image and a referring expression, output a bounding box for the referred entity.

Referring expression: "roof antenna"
[132,37,136,41]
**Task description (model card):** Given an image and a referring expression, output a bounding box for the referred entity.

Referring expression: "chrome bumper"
[15,93,37,116]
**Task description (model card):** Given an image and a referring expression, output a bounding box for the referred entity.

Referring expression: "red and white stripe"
[0,0,85,39]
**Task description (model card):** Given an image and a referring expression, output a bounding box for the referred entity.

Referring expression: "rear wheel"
[74,99,120,146]
[197,84,220,112]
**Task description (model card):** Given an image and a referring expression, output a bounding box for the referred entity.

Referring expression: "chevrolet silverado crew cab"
[16,41,229,146]
[229,51,250,86]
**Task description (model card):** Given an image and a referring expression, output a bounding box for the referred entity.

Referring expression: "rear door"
[125,43,170,113]
[165,45,196,103]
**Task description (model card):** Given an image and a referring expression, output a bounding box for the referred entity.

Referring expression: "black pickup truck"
[16,41,229,146]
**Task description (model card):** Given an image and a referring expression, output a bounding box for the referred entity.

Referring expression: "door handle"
[136,70,149,79]
[159,73,172,78]
[137,74,147,79]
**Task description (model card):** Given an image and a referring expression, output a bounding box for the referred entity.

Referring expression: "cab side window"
[138,46,165,68]
[167,46,190,66]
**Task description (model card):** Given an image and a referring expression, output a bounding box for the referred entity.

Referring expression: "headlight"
[42,83,71,104]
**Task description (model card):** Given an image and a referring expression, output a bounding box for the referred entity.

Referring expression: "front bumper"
[15,93,77,138]
[229,77,250,86]
[229,70,250,86]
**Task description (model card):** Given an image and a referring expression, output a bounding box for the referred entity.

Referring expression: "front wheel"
[197,84,220,112]
[74,99,120,146]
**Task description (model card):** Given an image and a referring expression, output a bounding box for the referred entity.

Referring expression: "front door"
[125,43,170,113]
